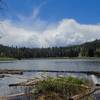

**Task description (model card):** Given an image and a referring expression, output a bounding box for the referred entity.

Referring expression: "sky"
[0,0,100,47]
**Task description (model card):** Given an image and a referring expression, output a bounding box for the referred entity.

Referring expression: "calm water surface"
[0,58,100,71]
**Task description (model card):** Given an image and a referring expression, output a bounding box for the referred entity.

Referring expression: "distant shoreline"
[20,57,100,60]
[0,56,100,61]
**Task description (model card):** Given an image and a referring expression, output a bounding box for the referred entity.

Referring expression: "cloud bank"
[0,18,100,48]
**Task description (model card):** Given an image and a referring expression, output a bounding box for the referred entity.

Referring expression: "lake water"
[0,58,100,99]
[0,58,100,71]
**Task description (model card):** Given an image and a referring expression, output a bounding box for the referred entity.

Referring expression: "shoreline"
[0,57,100,61]
[0,57,16,61]
[18,57,100,60]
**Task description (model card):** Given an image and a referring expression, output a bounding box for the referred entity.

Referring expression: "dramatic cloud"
[0,18,100,47]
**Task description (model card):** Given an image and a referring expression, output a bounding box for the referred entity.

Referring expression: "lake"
[0,58,100,71]
[0,58,100,99]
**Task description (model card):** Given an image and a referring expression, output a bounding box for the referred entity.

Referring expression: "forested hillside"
[0,39,100,59]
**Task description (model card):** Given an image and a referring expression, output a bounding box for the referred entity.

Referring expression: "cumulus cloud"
[0,18,100,47]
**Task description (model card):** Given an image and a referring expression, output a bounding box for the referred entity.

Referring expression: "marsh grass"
[32,76,93,100]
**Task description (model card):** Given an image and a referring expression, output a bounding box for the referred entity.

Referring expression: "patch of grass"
[32,77,93,100]
[0,57,16,61]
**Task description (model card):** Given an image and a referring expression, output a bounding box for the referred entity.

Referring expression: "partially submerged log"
[0,93,33,100]
[9,78,45,87]
[69,87,100,100]
[0,69,23,75]
[0,69,100,76]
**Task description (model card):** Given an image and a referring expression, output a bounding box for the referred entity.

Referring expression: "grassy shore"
[0,57,16,61]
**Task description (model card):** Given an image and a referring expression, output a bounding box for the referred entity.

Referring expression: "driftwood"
[70,86,100,100]
[0,93,33,100]
[0,69,100,76]
[0,69,23,75]
[9,77,46,87]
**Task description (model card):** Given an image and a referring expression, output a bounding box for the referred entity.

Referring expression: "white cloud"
[17,0,48,31]
[0,18,100,47]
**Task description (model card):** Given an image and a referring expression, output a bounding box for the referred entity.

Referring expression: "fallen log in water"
[0,69,23,75]
[0,93,33,100]
[0,69,100,76]
[9,78,45,87]
[14,69,100,77]
[69,86,100,100]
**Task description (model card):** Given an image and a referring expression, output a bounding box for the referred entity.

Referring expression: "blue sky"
[3,0,100,24]
[0,0,100,47]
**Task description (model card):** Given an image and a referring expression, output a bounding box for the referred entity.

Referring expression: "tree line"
[0,39,100,59]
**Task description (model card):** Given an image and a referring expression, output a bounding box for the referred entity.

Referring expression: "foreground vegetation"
[32,77,93,100]
[0,39,100,59]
